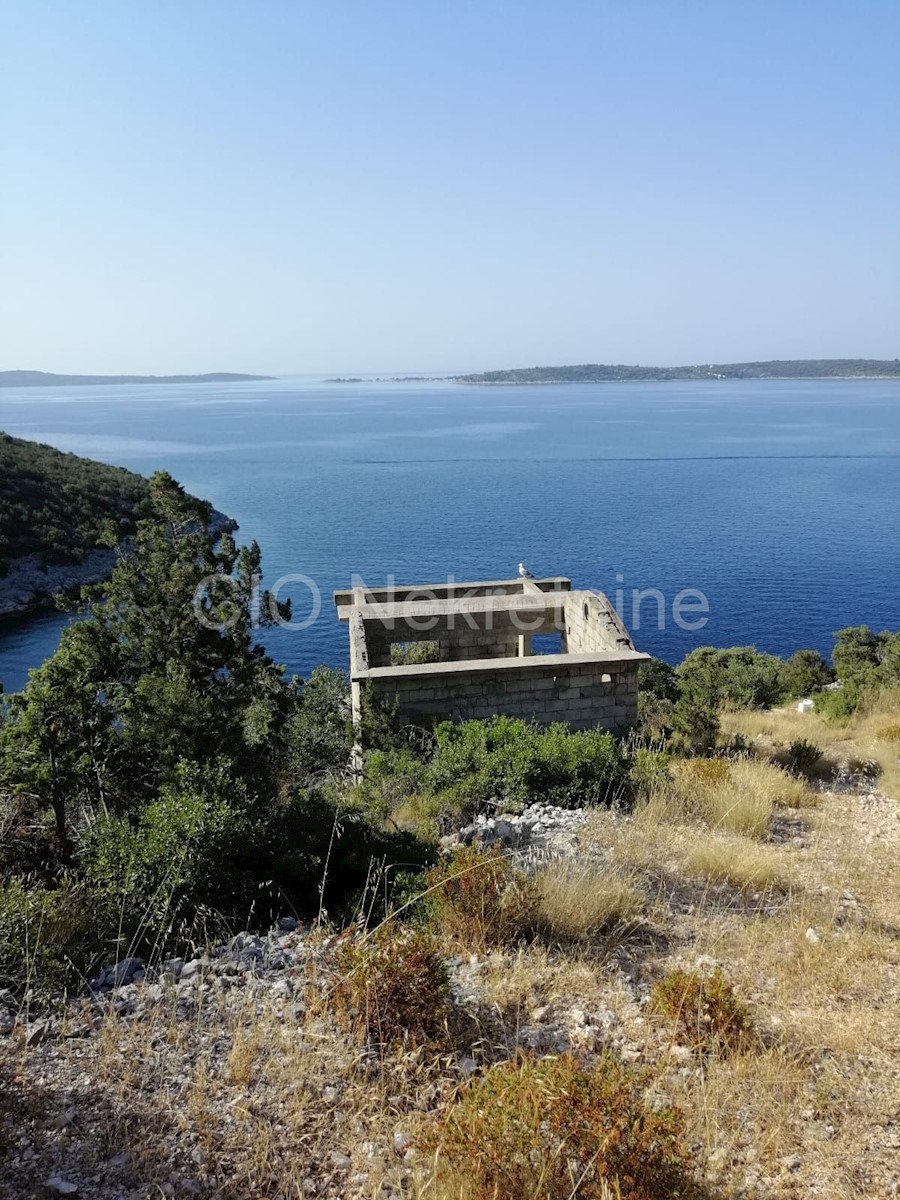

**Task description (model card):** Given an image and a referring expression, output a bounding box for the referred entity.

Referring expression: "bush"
[84,762,264,938]
[677,646,784,712]
[419,1051,705,1200]
[0,879,95,1002]
[285,666,352,783]
[390,640,440,665]
[427,717,626,815]
[778,649,833,700]
[424,845,539,951]
[814,681,861,720]
[669,698,719,756]
[627,747,671,798]
[333,926,450,1048]
[360,717,627,831]
[651,966,752,1054]
[782,738,825,777]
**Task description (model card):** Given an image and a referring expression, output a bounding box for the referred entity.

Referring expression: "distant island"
[325,376,433,383]
[0,370,274,388]
[454,359,900,385]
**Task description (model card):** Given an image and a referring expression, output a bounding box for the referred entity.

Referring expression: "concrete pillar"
[518,632,532,657]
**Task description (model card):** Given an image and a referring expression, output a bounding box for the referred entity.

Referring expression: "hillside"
[0,476,898,1196]
[456,358,900,385]
[0,433,234,614]
[0,370,274,387]
[2,697,898,1199]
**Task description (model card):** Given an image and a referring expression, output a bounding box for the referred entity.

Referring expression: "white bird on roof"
[518,562,535,579]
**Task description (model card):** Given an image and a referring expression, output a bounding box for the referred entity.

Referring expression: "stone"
[277,915,298,932]
[329,1151,352,1170]
[45,1176,79,1196]
[107,957,144,986]
[782,1154,802,1172]
[25,1019,53,1046]
[493,818,517,843]
[0,1009,14,1036]
[805,927,821,945]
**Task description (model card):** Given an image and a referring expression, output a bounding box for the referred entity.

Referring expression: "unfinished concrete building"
[334,577,648,734]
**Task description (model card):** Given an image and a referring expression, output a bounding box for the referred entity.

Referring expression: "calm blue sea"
[2,377,899,692]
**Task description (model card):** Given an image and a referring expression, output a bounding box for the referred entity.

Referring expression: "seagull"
[518,562,535,579]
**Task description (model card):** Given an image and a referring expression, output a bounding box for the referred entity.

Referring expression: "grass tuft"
[533,860,646,943]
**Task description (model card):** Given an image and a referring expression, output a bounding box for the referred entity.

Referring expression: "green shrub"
[426,717,625,815]
[814,682,861,720]
[677,646,784,712]
[285,666,352,783]
[390,640,440,665]
[669,698,719,756]
[627,747,671,797]
[333,926,450,1048]
[651,967,752,1054]
[84,761,263,938]
[778,649,833,700]
[424,844,539,951]
[358,716,627,831]
[419,1051,705,1200]
[0,879,94,1002]
[783,738,825,777]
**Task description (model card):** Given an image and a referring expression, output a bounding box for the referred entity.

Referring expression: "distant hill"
[455,359,900,385]
[0,370,274,388]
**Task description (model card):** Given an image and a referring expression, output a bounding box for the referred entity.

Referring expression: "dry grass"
[721,686,900,800]
[641,757,810,839]
[476,942,611,1018]
[682,836,787,891]
[532,860,647,943]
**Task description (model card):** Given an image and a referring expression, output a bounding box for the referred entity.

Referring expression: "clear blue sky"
[2,1,898,374]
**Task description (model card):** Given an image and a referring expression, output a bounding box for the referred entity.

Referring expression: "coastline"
[0,510,237,621]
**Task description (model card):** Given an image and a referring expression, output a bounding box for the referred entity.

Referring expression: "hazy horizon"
[4,356,900,382]
[3,2,898,375]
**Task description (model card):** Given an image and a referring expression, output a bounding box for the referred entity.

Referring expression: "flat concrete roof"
[334,576,571,612]
[342,592,568,623]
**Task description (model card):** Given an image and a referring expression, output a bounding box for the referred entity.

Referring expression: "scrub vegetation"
[2,471,899,1199]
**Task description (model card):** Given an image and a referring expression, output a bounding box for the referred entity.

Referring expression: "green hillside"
[0,432,156,569]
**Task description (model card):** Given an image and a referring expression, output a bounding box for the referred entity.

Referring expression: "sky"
[1,1,898,375]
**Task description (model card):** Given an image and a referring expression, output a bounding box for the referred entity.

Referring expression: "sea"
[1,376,899,693]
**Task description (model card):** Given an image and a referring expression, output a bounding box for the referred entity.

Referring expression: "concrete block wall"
[363,609,561,667]
[367,658,640,735]
[564,592,631,655]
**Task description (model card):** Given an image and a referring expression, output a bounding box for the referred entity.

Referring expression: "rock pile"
[441,801,591,859]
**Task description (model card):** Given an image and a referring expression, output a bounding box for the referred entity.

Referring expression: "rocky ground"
[1,783,898,1200]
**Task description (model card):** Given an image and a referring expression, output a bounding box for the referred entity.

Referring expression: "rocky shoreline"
[0,510,237,620]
